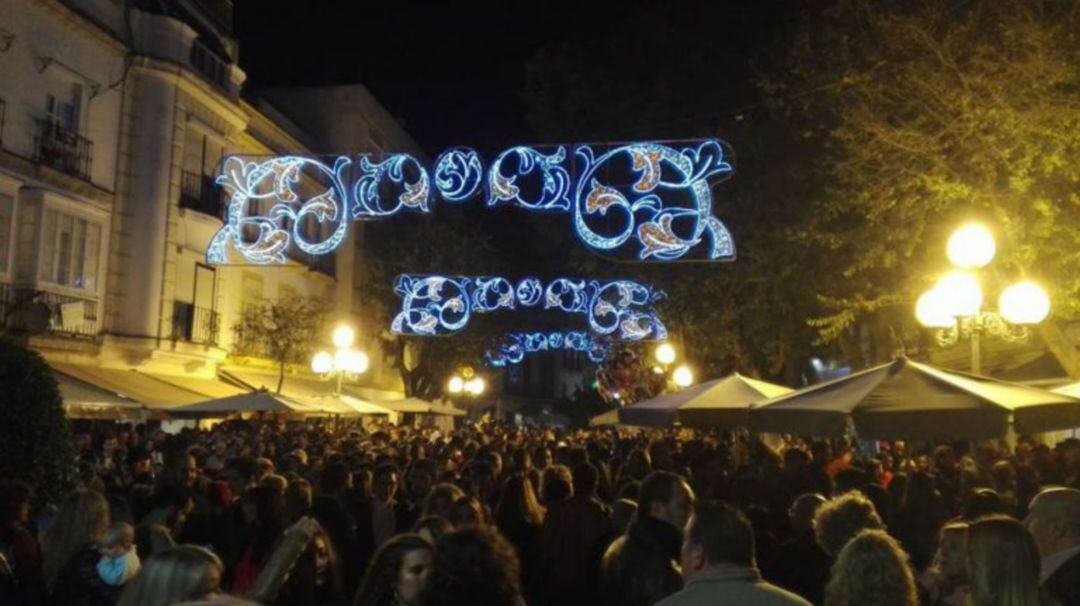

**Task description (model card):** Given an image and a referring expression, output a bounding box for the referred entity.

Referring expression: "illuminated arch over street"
[206,139,736,265]
[484,331,609,367]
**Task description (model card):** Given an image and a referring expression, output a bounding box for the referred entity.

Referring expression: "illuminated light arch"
[206,139,736,265]
[390,274,668,341]
[484,331,609,367]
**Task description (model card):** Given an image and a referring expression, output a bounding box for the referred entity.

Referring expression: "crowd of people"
[1,418,1079,606]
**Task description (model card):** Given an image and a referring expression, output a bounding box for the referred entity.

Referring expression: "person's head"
[680,502,755,580]
[320,460,352,495]
[354,534,433,606]
[261,473,288,492]
[814,491,884,556]
[934,522,969,581]
[824,530,918,606]
[495,473,545,529]
[448,496,488,530]
[222,456,258,498]
[116,545,223,606]
[572,462,599,499]
[422,483,465,519]
[966,515,1046,606]
[412,516,454,545]
[1024,487,1080,558]
[285,478,313,522]
[539,464,573,505]
[165,450,198,489]
[639,471,695,530]
[0,479,33,527]
[99,522,136,559]
[422,528,521,606]
[406,459,438,501]
[789,493,827,536]
[373,463,400,504]
[42,489,110,589]
[962,488,1008,520]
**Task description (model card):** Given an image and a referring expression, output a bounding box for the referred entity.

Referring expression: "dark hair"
[448,496,488,529]
[353,534,431,606]
[540,465,573,504]
[320,461,351,495]
[0,479,32,528]
[422,528,522,606]
[962,489,1008,521]
[687,502,755,566]
[638,471,686,512]
[572,462,599,497]
[495,474,545,531]
[412,516,454,544]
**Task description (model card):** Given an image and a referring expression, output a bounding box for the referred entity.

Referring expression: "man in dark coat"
[763,493,830,605]
[600,471,695,606]
[1026,488,1080,606]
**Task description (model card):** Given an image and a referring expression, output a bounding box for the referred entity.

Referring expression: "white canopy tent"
[618,373,792,427]
[750,357,1080,440]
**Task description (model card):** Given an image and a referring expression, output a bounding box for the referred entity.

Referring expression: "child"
[97,522,141,587]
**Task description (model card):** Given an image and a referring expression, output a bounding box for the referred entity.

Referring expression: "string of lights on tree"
[205,139,737,265]
[390,274,668,341]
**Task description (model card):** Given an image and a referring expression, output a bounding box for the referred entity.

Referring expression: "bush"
[0,338,76,508]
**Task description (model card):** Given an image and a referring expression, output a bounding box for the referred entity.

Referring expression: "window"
[39,209,100,291]
[46,83,82,132]
[0,194,12,274]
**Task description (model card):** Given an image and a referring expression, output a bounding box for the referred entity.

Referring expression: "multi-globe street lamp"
[311,325,369,396]
[915,223,1050,374]
[653,342,695,390]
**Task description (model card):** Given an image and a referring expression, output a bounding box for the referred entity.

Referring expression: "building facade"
[0,0,416,410]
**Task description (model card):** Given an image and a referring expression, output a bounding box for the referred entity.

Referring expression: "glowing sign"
[485,331,608,367]
[207,140,735,265]
[390,274,667,341]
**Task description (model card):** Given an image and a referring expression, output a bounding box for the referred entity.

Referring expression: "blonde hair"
[101,522,135,549]
[117,545,223,606]
[825,530,918,606]
[814,491,884,555]
[41,490,110,589]
[966,516,1053,606]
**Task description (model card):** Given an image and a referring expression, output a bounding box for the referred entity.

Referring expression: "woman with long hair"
[825,529,919,606]
[494,473,545,601]
[42,489,117,606]
[116,545,224,606]
[422,528,522,606]
[965,516,1055,606]
[231,485,286,596]
[421,483,465,520]
[893,470,946,571]
[353,534,432,606]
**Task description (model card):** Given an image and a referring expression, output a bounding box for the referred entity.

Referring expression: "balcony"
[190,39,230,91]
[171,300,220,346]
[180,170,224,217]
[34,119,93,181]
[0,98,6,147]
[0,284,99,339]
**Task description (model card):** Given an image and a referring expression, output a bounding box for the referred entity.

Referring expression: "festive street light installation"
[916,223,1050,373]
[312,324,369,395]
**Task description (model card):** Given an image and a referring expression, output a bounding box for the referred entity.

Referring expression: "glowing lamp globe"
[655,343,677,365]
[465,377,486,395]
[311,351,333,374]
[335,349,368,374]
[673,366,694,388]
[999,281,1050,325]
[915,289,956,329]
[332,325,355,349]
[935,272,983,317]
[947,223,996,269]
[447,376,464,394]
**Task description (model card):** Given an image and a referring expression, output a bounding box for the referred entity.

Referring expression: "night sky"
[235,0,805,155]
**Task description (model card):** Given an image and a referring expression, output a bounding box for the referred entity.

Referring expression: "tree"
[0,338,76,508]
[522,2,823,384]
[769,0,1080,369]
[233,296,331,393]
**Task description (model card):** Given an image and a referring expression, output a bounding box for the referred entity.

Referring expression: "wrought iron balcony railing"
[171,300,220,345]
[34,118,93,181]
[180,170,225,217]
[0,284,99,338]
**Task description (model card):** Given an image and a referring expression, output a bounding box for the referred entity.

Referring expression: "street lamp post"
[312,325,369,395]
[652,342,695,390]
[915,223,1050,374]
[447,366,488,417]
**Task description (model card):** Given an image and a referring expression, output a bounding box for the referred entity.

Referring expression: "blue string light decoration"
[391,274,667,341]
[484,331,609,367]
[207,140,735,265]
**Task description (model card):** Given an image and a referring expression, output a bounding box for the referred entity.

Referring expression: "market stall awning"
[750,357,1080,439]
[221,368,338,400]
[168,390,319,418]
[50,363,216,409]
[619,373,792,428]
[377,397,465,417]
[590,409,621,427]
[303,394,393,416]
[54,369,146,419]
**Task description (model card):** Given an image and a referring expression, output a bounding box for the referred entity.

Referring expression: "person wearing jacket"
[657,502,810,606]
[600,471,694,606]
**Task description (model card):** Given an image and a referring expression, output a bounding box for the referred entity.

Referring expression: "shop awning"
[54,369,147,419]
[51,363,242,409]
[376,397,466,417]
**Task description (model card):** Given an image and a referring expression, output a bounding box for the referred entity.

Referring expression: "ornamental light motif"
[391,274,668,341]
[206,139,736,265]
[484,331,609,367]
